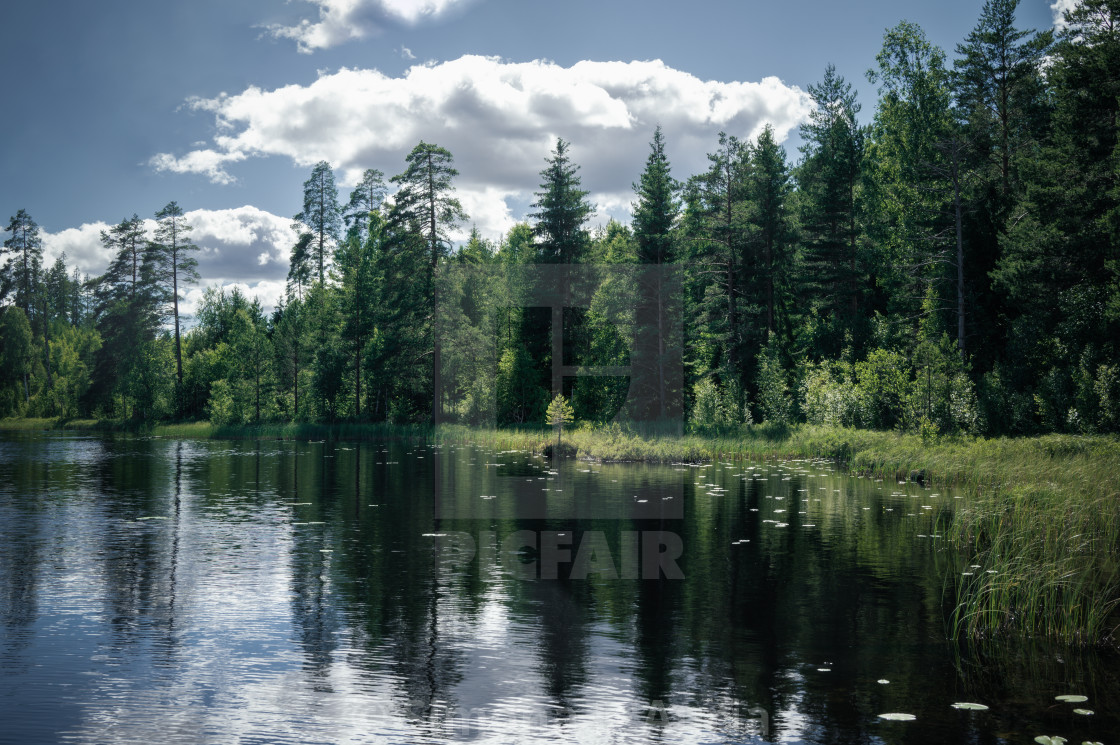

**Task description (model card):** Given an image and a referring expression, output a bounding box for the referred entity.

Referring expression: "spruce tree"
[797,65,866,353]
[631,126,681,421]
[530,138,592,264]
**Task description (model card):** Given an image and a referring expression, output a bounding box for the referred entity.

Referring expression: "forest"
[2,0,1118,438]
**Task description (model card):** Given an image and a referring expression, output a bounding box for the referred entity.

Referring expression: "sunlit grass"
[0,417,57,430]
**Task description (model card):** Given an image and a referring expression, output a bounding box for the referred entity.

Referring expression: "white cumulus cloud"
[152,55,813,240]
[1051,0,1078,29]
[268,0,475,53]
[41,206,298,317]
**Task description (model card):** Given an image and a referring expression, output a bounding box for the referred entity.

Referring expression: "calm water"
[0,431,1116,744]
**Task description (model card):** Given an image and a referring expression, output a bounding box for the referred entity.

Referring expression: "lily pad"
[877,713,916,721]
[877,679,890,684]
[1055,695,1088,703]
[951,702,989,711]
[1072,709,1093,716]
[1034,737,1067,745]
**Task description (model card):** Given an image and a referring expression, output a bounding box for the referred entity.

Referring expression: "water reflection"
[0,431,1116,744]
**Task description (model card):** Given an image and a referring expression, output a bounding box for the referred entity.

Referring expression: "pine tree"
[334,212,383,418]
[391,141,466,270]
[684,132,751,392]
[98,214,149,305]
[633,126,678,265]
[89,215,164,419]
[391,141,466,421]
[149,201,200,394]
[2,209,43,314]
[953,0,1052,363]
[746,125,793,337]
[343,168,387,239]
[526,138,595,401]
[295,161,342,285]
[954,0,1051,200]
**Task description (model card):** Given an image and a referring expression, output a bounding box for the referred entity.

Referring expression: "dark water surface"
[1,431,1116,744]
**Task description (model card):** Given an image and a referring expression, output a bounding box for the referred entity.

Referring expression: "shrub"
[800,362,860,427]
[755,334,792,425]
[689,377,751,431]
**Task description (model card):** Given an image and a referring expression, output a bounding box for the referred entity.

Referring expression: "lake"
[1,431,1116,744]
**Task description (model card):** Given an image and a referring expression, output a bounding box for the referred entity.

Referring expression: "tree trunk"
[657,268,666,421]
[43,296,52,393]
[953,146,966,358]
[293,347,300,420]
[174,249,183,389]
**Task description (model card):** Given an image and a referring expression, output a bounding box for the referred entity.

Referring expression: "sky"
[0,0,1066,316]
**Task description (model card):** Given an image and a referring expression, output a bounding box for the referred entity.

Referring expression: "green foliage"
[391,141,466,269]
[689,377,750,431]
[854,348,909,429]
[755,333,792,424]
[41,324,100,419]
[206,378,234,426]
[530,138,592,264]
[496,344,546,425]
[545,393,575,443]
[0,306,33,416]
[632,126,679,265]
[799,361,860,427]
[1,209,43,313]
[294,161,342,284]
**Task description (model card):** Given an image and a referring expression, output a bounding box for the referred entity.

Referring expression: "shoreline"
[4,417,1119,647]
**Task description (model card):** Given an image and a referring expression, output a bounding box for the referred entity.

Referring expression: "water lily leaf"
[1072,709,1093,716]
[877,679,890,684]
[1055,695,1088,703]
[951,702,989,710]
[1034,737,1067,745]
[877,713,916,721]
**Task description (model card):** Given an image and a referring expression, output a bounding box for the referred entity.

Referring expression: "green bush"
[854,348,909,429]
[206,379,234,426]
[800,362,860,427]
[755,334,792,424]
[689,377,751,431]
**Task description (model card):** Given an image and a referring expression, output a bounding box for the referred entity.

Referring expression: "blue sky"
[0,0,1061,313]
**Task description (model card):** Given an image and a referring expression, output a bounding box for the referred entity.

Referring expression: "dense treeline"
[2,0,1118,436]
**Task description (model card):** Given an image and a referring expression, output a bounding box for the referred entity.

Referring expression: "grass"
[4,415,1118,646]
